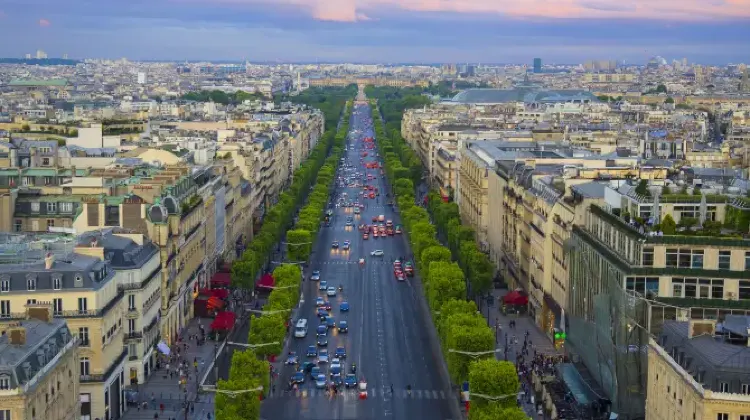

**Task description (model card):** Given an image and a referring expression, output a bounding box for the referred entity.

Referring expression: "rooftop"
[451,88,599,105]
[8,79,69,87]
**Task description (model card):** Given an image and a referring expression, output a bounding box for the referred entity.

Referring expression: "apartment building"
[74,230,161,385]
[646,320,750,420]
[0,239,127,420]
[0,310,79,420]
[565,183,750,418]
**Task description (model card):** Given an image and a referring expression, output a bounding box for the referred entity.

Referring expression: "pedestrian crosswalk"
[320,261,394,265]
[267,388,451,401]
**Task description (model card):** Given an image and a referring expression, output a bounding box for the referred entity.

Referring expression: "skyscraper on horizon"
[533,58,542,73]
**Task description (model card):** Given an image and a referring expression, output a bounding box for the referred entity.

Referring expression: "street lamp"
[471,391,525,401]
[246,308,293,315]
[447,348,503,358]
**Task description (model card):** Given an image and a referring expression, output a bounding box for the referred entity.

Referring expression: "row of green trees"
[276,85,359,129]
[182,89,267,104]
[219,96,353,420]
[368,91,524,419]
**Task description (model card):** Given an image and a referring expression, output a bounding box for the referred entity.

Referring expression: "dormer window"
[52,274,62,290]
[0,374,10,390]
[74,274,84,288]
[27,274,37,291]
[0,277,9,293]
[37,349,46,366]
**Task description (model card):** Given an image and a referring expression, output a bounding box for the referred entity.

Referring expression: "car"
[363,233,369,240]
[338,320,348,333]
[315,297,325,307]
[317,335,328,346]
[344,374,358,388]
[315,374,327,388]
[301,361,316,373]
[371,250,384,257]
[318,350,329,364]
[319,280,328,291]
[330,374,343,387]
[345,220,353,226]
[285,352,299,365]
[373,231,379,238]
[306,346,318,357]
[332,241,339,249]
[331,358,342,371]
[325,316,336,329]
[340,301,350,312]
[395,225,402,234]
[316,325,327,336]
[316,307,328,319]
[326,287,337,297]
[396,272,406,281]
[310,366,321,380]
[324,301,332,311]
[335,346,347,358]
[311,270,321,281]
[290,371,305,385]
[342,242,350,251]
[372,216,378,222]
[353,207,360,214]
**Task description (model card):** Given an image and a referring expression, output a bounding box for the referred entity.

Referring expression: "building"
[584,60,618,72]
[0,237,126,420]
[136,73,146,85]
[533,58,542,74]
[647,319,750,420]
[566,182,750,419]
[0,308,79,420]
[74,229,161,385]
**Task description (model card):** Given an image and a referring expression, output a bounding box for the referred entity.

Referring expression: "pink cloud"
[174,0,750,21]
[38,18,51,27]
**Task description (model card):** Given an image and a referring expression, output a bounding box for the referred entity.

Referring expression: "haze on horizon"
[0,0,748,64]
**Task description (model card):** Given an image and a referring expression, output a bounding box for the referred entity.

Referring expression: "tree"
[665,97,675,104]
[248,314,285,357]
[231,255,258,290]
[427,261,466,309]
[635,179,651,197]
[469,405,528,420]
[661,214,677,235]
[21,124,30,131]
[216,350,267,420]
[286,229,312,262]
[420,245,452,276]
[468,359,519,410]
[445,323,495,383]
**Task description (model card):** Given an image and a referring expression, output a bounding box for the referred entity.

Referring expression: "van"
[294,319,308,338]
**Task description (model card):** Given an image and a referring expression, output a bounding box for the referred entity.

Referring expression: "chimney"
[27,304,53,323]
[44,252,54,270]
[9,326,26,345]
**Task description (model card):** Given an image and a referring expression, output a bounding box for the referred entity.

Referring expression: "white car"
[319,280,328,291]
[371,250,384,257]
[318,350,329,364]
[326,287,337,297]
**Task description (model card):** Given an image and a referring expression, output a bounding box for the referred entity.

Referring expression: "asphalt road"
[260,102,455,420]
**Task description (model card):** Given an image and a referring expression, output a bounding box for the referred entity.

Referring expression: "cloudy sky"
[0,0,748,64]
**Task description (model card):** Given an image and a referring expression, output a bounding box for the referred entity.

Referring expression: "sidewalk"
[123,317,218,420]
[483,288,561,419]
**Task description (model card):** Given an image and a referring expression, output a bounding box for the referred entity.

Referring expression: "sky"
[0,0,749,64]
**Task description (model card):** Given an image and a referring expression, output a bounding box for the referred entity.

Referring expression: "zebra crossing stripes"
[268,388,450,400]
[320,261,392,265]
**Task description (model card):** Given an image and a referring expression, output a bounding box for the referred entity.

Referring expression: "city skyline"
[0,0,748,64]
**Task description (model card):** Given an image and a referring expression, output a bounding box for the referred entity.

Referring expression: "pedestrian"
[160,403,164,413]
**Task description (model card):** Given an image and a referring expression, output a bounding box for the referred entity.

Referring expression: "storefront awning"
[211,272,231,287]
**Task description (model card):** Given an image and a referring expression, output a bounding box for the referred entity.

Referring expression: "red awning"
[210,311,236,331]
[206,297,225,310]
[200,288,229,299]
[211,272,231,287]
[257,273,275,289]
[502,290,529,306]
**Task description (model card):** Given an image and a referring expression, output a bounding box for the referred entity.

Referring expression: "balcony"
[124,332,143,341]
[80,349,128,383]
[56,290,124,319]
[119,266,161,291]
[125,307,139,318]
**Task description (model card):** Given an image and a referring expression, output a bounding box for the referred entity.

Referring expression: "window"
[53,298,62,315]
[0,409,10,420]
[27,277,36,291]
[718,251,731,270]
[746,252,750,270]
[80,394,91,420]
[665,249,704,269]
[13,220,22,232]
[625,277,660,297]
[128,295,136,310]
[53,277,62,290]
[105,205,120,226]
[0,377,9,390]
[739,415,750,420]
[60,202,73,213]
[31,202,40,213]
[77,298,88,314]
[673,278,724,299]
[47,219,55,229]
[672,284,683,298]
[0,301,9,318]
[46,202,57,213]
[80,357,90,376]
[128,319,136,333]
[717,414,728,420]
[26,299,36,305]
[742,384,750,395]
[720,382,729,392]
[641,248,654,267]
[0,280,8,292]
[43,175,53,184]
[22,177,34,187]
